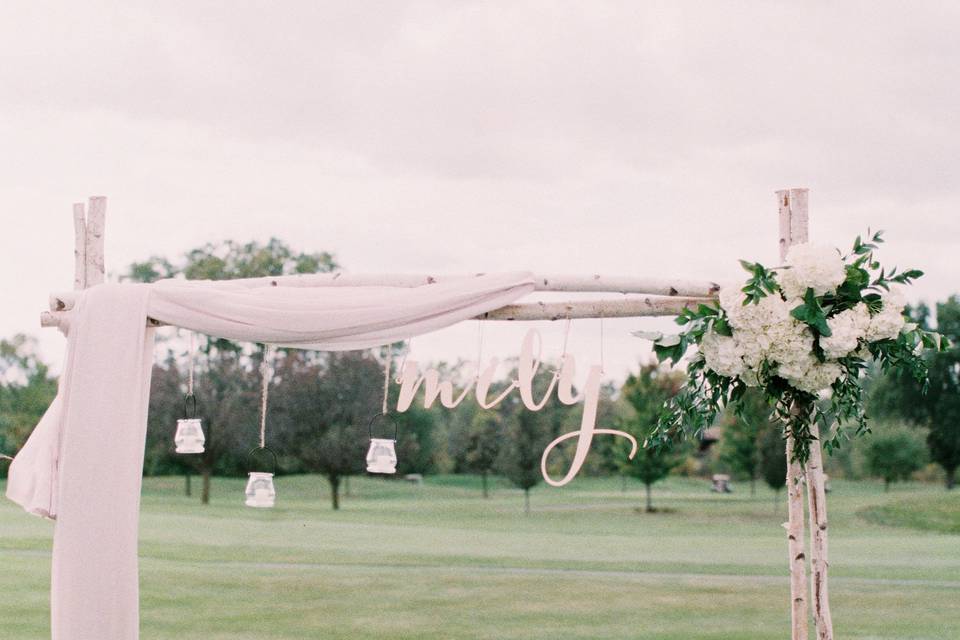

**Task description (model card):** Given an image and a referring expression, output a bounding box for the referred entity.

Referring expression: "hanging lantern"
[245,447,277,508]
[366,414,399,474]
[174,394,205,454]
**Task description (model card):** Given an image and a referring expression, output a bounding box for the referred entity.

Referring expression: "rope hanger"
[186,332,196,397]
[258,346,274,449]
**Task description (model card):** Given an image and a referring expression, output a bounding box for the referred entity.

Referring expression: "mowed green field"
[1,474,958,639]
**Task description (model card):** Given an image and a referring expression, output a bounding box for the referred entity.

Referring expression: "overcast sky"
[1,1,958,380]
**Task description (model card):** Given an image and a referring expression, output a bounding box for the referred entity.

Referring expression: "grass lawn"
[1,474,958,639]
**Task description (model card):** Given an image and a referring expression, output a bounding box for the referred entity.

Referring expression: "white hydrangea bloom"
[778,243,846,300]
[709,281,858,393]
[719,286,791,331]
[865,286,907,341]
[821,303,871,359]
[788,361,843,394]
[701,329,745,377]
[766,319,816,369]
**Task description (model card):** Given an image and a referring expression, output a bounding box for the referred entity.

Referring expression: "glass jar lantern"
[174,394,205,454]
[245,447,277,508]
[366,414,399,474]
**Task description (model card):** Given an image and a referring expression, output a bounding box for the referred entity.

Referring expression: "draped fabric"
[6,272,534,640]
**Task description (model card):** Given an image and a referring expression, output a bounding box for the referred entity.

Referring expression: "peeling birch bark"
[84,196,106,287]
[805,423,833,639]
[786,435,809,640]
[778,188,811,640]
[49,275,720,312]
[41,295,713,328]
[72,202,87,291]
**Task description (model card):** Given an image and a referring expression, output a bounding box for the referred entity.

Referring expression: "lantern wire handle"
[247,446,278,473]
[258,345,274,450]
[368,413,399,441]
[183,393,197,419]
[381,347,391,416]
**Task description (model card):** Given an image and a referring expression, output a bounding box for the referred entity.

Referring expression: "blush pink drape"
[6,272,534,640]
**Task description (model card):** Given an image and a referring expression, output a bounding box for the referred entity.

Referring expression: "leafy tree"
[623,446,683,512]
[495,358,579,513]
[758,423,788,508]
[498,407,551,514]
[394,404,439,477]
[144,351,197,494]
[273,350,380,510]
[871,297,960,488]
[864,424,928,491]
[719,389,773,496]
[616,364,685,512]
[0,335,58,477]
[129,238,338,503]
[464,411,503,497]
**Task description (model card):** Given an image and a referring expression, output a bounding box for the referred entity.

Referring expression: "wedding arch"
[11,188,831,640]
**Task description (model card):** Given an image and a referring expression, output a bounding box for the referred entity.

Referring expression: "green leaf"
[790,288,832,337]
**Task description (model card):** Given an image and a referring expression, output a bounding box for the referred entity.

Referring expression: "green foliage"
[739,260,780,304]
[497,406,552,494]
[464,412,503,474]
[718,389,774,491]
[871,296,960,488]
[615,365,685,510]
[758,424,787,493]
[790,287,831,337]
[272,350,381,508]
[0,336,58,477]
[863,424,928,490]
[128,238,337,284]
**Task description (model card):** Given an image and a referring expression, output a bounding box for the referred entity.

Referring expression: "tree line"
[1,239,957,512]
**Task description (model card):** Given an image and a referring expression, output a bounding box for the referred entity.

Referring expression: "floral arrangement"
[642,231,946,463]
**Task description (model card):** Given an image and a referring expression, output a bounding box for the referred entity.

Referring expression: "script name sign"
[395,329,638,486]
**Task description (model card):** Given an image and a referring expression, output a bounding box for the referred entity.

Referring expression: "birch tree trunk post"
[777,188,809,640]
[72,203,87,291]
[778,187,834,639]
[805,422,833,638]
[84,196,107,287]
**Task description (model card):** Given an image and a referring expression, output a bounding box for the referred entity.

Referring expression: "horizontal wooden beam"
[476,296,710,321]
[40,295,712,330]
[47,273,720,312]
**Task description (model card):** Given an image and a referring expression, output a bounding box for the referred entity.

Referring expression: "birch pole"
[778,188,809,640]
[72,203,87,290]
[805,422,833,638]
[84,196,106,287]
[778,187,833,639]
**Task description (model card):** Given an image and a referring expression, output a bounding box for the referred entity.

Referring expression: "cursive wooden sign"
[395,329,637,486]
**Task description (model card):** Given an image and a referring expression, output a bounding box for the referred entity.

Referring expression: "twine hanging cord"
[258,346,274,450]
[382,348,391,415]
[186,332,196,397]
